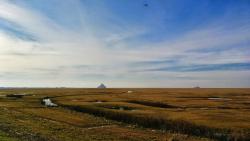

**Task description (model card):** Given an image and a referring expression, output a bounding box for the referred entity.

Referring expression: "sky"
[0,0,250,88]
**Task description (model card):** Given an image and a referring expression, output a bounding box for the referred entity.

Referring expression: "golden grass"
[1,88,249,140]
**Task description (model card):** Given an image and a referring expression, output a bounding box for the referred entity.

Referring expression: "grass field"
[0,88,249,141]
[0,130,18,141]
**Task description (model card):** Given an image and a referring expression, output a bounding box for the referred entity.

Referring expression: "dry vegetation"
[0,88,249,141]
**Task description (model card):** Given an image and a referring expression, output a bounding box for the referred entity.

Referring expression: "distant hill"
[97,83,106,88]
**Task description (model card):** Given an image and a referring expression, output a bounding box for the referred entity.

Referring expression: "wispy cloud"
[0,0,249,87]
[141,63,250,72]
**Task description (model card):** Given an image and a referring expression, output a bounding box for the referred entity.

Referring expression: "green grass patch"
[0,131,18,141]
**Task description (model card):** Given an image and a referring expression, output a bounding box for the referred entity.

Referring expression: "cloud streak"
[141,63,250,72]
[0,0,249,87]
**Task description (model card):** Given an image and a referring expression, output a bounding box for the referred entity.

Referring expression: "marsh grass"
[1,88,250,141]
[127,100,179,108]
[60,103,249,140]
[0,131,19,141]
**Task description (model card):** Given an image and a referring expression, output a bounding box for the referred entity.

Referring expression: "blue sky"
[0,0,249,87]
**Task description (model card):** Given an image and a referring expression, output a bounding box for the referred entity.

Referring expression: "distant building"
[97,83,106,88]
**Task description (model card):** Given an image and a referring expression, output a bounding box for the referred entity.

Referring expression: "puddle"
[127,91,133,93]
[5,93,33,98]
[42,98,58,107]
[127,100,178,108]
[208,97,232,100]
[6,94,25,98]
[92,100,107,103]
[85,125,116,130]
[102,105,136,111]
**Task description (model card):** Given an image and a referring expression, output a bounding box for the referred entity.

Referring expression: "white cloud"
[0,0,249,87]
